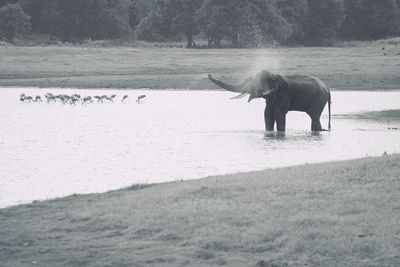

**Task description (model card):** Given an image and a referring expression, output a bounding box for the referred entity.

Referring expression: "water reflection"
[263,130,325,142]
[264,131,286,140]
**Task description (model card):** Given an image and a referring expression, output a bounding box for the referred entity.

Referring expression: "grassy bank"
[336,109,400,126]
[356,110,400,122]
[1,155,400,267]
[1,45,399,90]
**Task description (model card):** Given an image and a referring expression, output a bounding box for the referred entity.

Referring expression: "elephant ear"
[261,74,288,94]
[275,74,289,92]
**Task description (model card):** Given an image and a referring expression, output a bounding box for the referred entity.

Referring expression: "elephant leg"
[272,95,289,132]
[275,112,286,132]
[310,116,323,131]
[264,104,275,131]
[308,95,328,131]
[308,108,324,131]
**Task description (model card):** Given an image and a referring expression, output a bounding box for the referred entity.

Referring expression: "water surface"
[1,88,400,207]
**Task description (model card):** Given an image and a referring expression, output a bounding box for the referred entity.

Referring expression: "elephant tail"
[328,91,331,130]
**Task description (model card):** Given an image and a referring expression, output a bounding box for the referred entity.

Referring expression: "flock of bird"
[19,93,146,104]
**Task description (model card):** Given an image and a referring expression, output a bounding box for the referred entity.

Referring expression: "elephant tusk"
[230,93,248,99]
[262,89,273,96]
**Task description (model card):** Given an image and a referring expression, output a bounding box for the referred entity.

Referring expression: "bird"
[44,93,56,103]
[72,94,81,102]
[105,95,116,102]
[19,94,33,102]
[19,93,26,102]
[82,96,93,104]
[136,95,146,103]
[24,96,33,102]
[122,95,128,103]
[94,96,103,103]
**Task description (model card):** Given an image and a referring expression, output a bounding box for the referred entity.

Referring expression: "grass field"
[1,154,400,267]
[1,45,399,90]
[344,110,400,123]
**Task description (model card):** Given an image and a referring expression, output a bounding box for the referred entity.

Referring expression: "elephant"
[208,70,331,132]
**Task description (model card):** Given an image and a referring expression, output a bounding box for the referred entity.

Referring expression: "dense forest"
[0,0,400,47]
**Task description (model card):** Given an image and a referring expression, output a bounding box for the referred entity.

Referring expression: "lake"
[1,88,400,207]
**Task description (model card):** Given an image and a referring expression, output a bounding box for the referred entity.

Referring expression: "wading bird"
[45,93,56,103]
[136,95,146,103]
[19,93,26,102]
[94,96,103,103]
[69,95,79,105]
[19,93,33,102]
[82,96,93,104]
[34,96,42,102]
[24,95,33,102]
[122,95,128,103]
[105,95,116,102]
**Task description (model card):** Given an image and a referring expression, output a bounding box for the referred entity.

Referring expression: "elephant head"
[208,70,289,102]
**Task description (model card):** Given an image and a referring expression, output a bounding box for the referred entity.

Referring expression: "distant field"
[0,45,399,90]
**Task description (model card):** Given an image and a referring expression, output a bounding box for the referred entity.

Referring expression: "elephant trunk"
[208,74,249,93]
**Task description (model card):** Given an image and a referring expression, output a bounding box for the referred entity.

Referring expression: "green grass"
[337,109,400,126]
[1,45,399,90]
[360,109,400,121]
[1,155,400,266]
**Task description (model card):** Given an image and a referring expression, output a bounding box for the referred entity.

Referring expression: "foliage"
[0,3,30,42]
[195,0,291,48]
[0,0,18,8]
[340,0,400,40]
[304,0,345,45]
[2,0,400,46]
[168,0,202,48]
[277,0,308,44]
[20,0,131,42]
[134,10,165,41]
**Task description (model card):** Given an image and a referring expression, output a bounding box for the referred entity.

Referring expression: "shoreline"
[0,152,394,210]
[1,154,400,266]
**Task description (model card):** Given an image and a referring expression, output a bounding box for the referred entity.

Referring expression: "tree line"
[1,0,400,47]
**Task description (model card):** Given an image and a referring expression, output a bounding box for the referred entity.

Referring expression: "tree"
[133,0,175,42]
[167,0,203,48]
[196,0,292,48]
[277,0,308,44]
[128,1,141,29]
[339,0,364,39]
[249,0,292,46]
[28,0,132,42]
[94,0,132,39]
[134,10,165,41]
[340,0,399,40]
[20,0,50,34]
[304,0,344,45]
[0,0,18,8]
[360,0,399,39]
[195,0,228,47]
[0,3,31,42]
